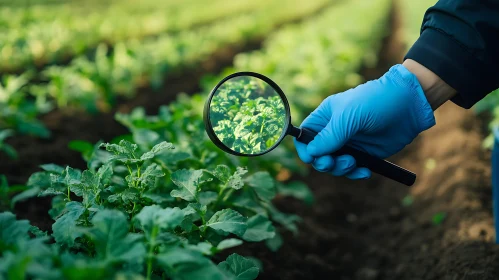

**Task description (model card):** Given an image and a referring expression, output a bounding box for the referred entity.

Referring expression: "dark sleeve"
[404,0,499,109]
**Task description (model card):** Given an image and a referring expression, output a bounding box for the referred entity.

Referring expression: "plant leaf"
[277,181,314,205]
[87,209,146,264]
[40,164,65,174]
[170,169,203,202]
[140,141,174,161]
[218,253,259,280]
[156,247,229,280]
[198,191,218,206]
[244,172,275,201]
[203,209,247,237]
[0,212,31,249]
[52,201,86,247]
[242,215,275,242]
[265,231,283,252]
[134,205,184,237]
[227,167,248,190]
[210,165,232,183]
[138,163,164,187]
[216,238,243,251]
[11,187,40,207]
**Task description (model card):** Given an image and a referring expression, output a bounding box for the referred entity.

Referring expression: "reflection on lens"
[209,76,286,155]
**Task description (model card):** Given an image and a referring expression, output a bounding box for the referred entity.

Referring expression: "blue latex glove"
[294,64,436,179]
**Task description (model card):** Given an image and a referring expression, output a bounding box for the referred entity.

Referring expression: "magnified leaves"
[209,76,286,155]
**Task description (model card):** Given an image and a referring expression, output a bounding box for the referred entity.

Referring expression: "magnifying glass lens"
[208,75,287,155]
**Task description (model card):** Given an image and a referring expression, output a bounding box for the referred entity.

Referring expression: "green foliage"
[209,76,286,154]
[0,130,17,159]
[432,212,447,226]
[0,0,274,73]
[218,253,260,280]
[0,211,260,280]
[1,0,330,138]
[0,175,27,211]
[4,104,309,278]
[0,73,50,138]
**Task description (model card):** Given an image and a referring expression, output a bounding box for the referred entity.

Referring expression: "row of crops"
[0,0,270,72]
[0,0,393,278]
[0,0,330,155]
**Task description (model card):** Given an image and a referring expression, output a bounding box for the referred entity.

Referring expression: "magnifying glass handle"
[296,127,416,186]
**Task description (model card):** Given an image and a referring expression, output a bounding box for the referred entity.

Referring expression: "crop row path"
[0,1,332,185]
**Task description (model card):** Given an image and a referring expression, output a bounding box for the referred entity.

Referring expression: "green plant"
[0,73,50,138]
[0,130,17,159]
[0,210,261,279]
[4,97,311,278]
[0,0,272,73]
[4,138,294,279]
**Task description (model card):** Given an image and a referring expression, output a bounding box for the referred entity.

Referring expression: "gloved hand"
[294,64,436,179]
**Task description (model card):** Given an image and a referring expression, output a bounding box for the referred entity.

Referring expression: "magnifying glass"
[203,72,416,186]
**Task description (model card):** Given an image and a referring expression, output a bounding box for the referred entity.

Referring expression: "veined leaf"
[244,172,275,201]
[208,166,247,190]
[137,163,164,187]
[0,212,31,249]
[170,169,203,202]
[139,141,174,161]
[209,165,232,183]
[227,167,248,190]
[156,247,229,280]
[218,253,259,280]
[26,171,52,189]
[87,209,146,264]
[52,201,86,247]
[134,205,184,237]
[242,215,275,242]
[203,209,247,237]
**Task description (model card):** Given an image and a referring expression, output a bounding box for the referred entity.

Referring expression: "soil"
[4,1,499,279]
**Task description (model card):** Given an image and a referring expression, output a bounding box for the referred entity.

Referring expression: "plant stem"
[223,188,235,202]
[130,202,137,232]
[146,225,158,280]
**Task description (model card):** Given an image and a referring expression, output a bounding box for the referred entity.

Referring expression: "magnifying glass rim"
[203,71,291,157]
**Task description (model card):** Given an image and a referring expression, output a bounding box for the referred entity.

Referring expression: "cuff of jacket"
[404,28,493,109]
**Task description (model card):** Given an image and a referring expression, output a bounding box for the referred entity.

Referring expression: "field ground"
[2,1,499,279]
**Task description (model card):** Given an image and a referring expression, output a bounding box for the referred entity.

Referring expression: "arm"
[402,59,456,110]
[405,0,499,109]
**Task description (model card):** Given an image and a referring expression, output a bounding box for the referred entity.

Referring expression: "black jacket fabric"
[405,0,499,109]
